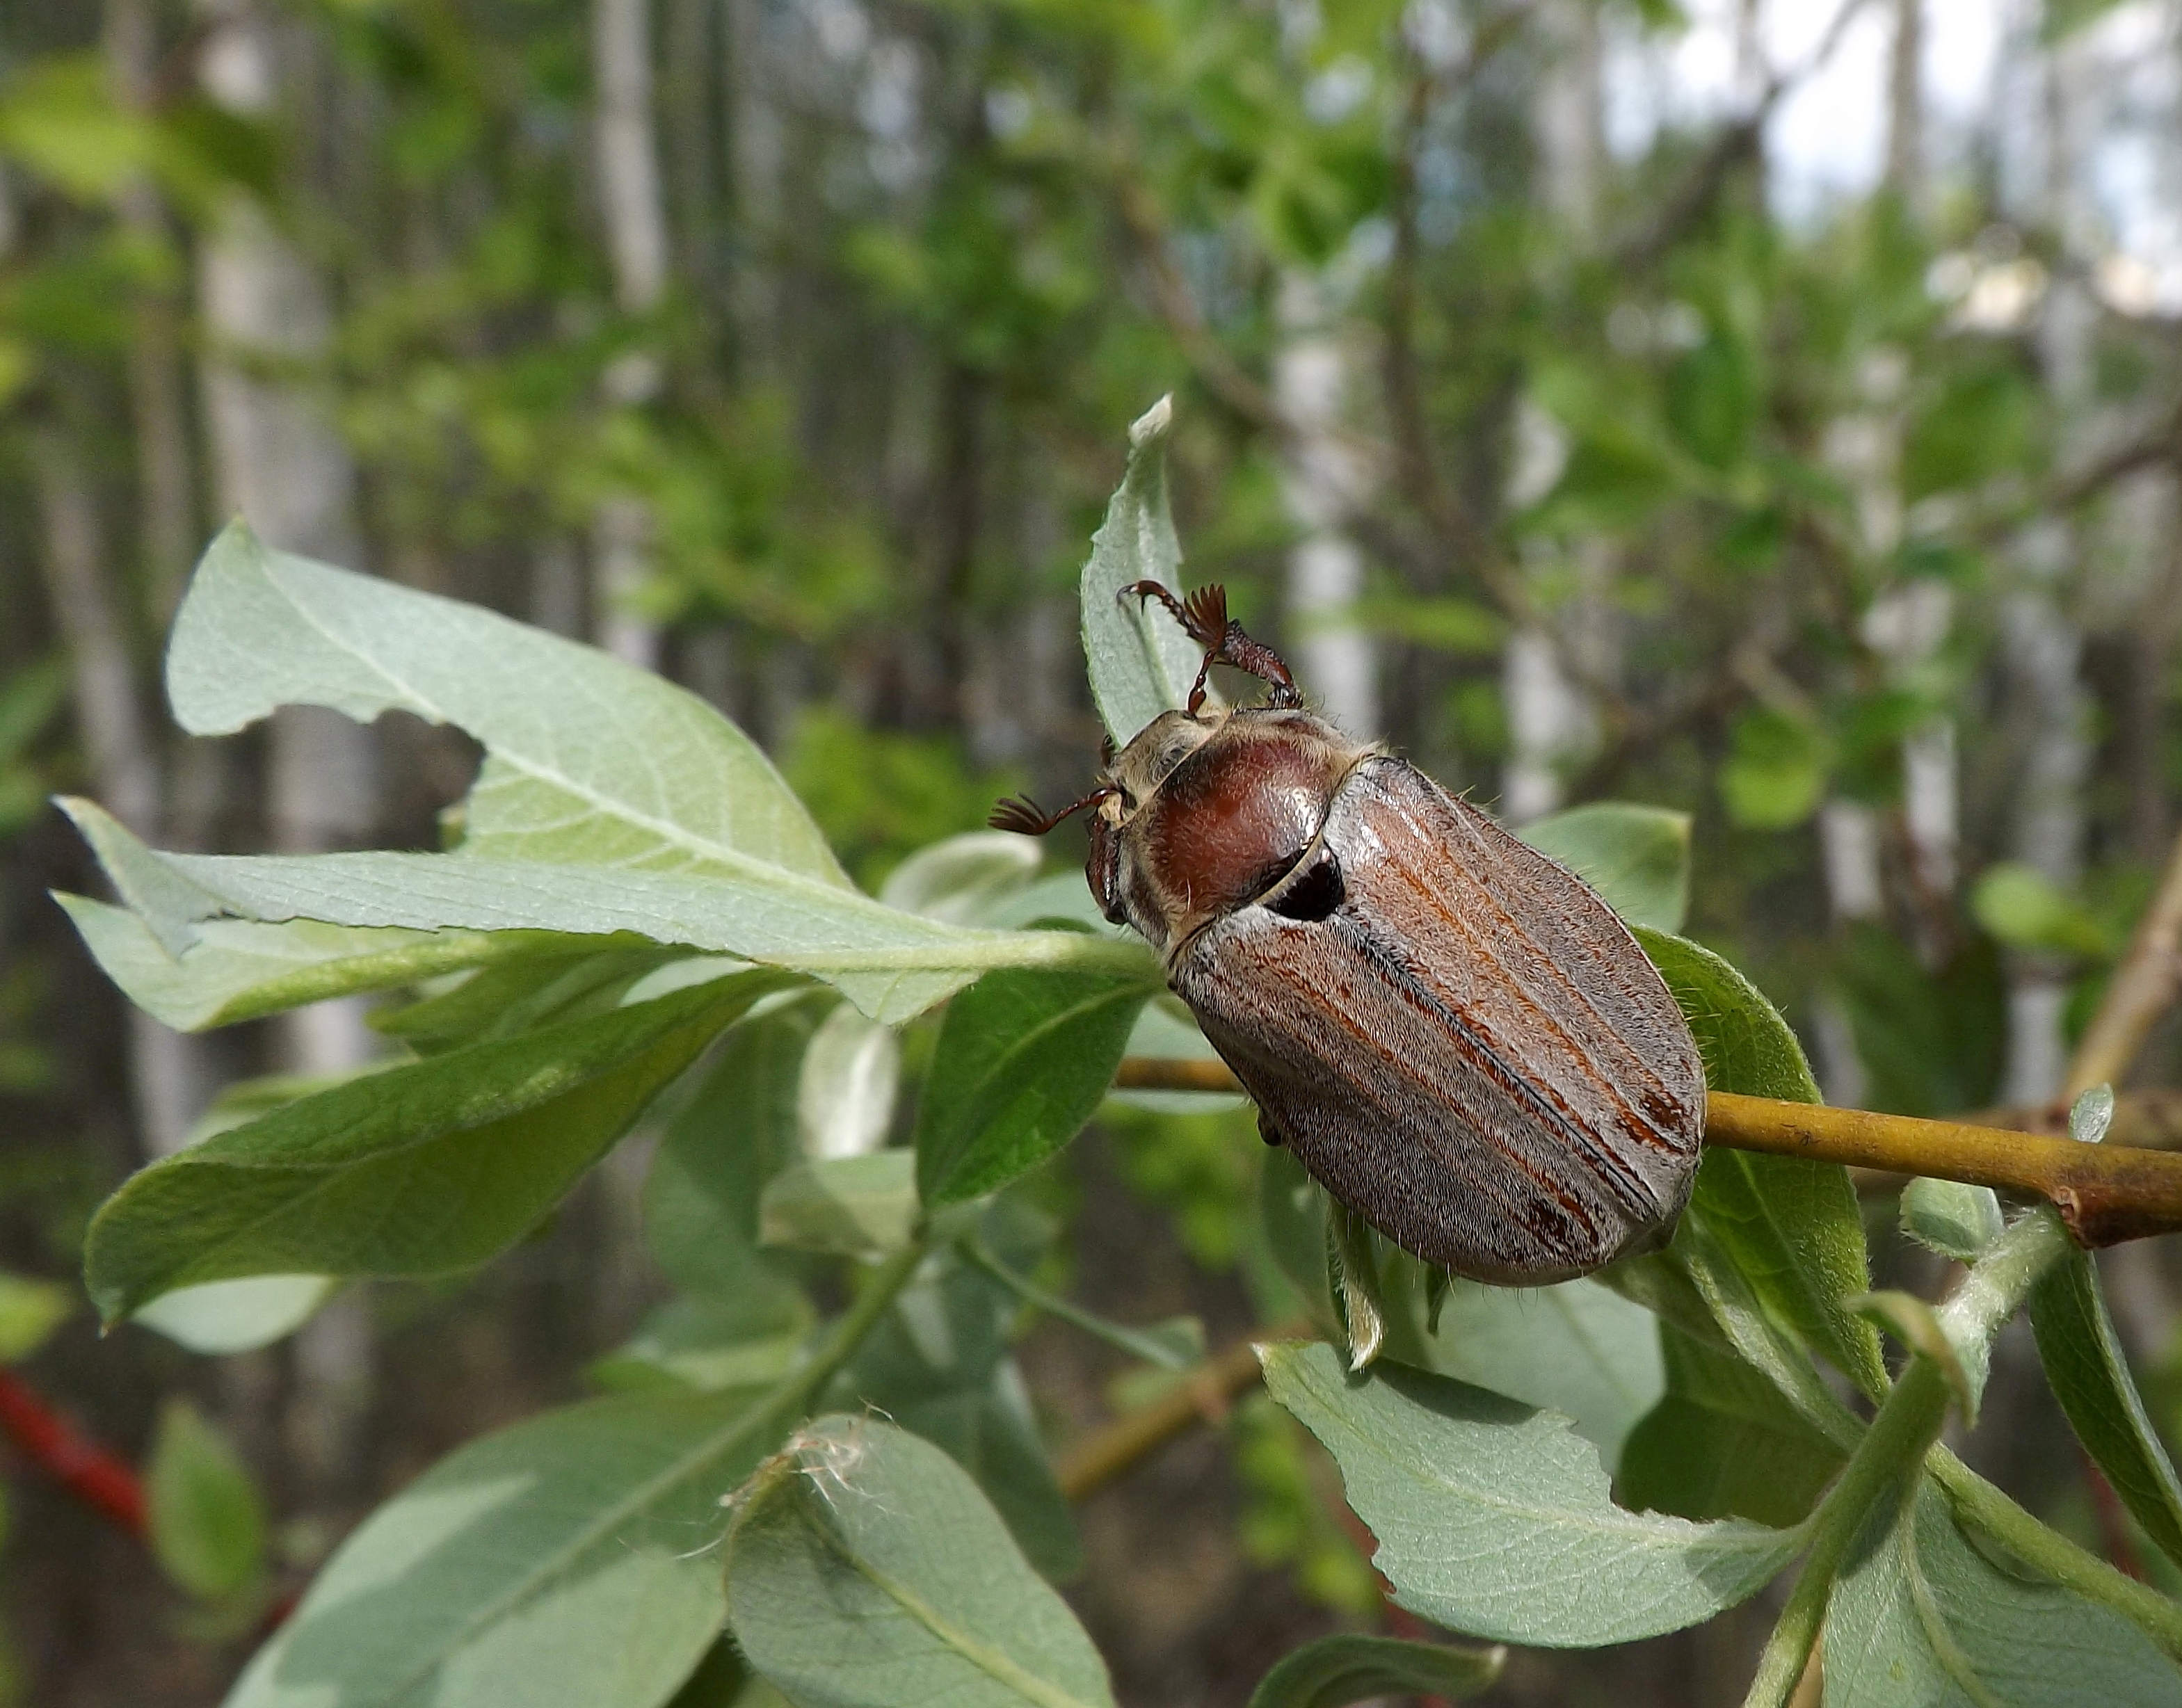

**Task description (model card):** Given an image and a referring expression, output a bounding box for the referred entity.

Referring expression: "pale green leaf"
[64,798,1156,1024]
[1425,1278,1664,1470]
[149,1400,266,1601]
[53,892,533,1032]
[1825,1483,2182,1707]
[1079,396,1212,747]
[1246,1633,1504,1708]
[833,1249,1081,1580]
[1856,1289,1979,1424]
[135,1275,337,1354]
[1518,803,1690,933]
[723,1415,1115,1708]
[1902,1178,2005,1262]
[878,832,1044,924]
[796,1001,900,1160]
[1262,1342,1804,1645]
[1617,1325,1845,1527]
[86,972,793,1319]
[168,523,848,885]
[228,1387,794,1708]
[759,1154,918,1257]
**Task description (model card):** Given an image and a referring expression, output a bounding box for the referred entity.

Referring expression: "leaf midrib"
[808,1506,1106,1708]
[1282,1354,1801,1557]
[359,1392,792,1708]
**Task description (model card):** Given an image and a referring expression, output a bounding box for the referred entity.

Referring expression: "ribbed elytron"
[993,581,1703,1283]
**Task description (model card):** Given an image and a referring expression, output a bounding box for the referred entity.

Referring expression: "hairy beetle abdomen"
[1172,757,1703,1282]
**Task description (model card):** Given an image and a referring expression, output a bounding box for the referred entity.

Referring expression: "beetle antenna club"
[1123,579,1303,714]
[988,786,1114,837]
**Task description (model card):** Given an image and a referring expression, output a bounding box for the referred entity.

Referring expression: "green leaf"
[877,832,1044,925]
[1424,1278,1664,1471]
[915,965,1156,1207]
[961,1239,1203,1371]
[1826,1483,2182,1707]
[1617,1325,1845,1527]
[724,1415,1116,1708]
[85,971,792,1319]
[1855,1289,1978,1424]
[759,1154,919,1257]
[645,1003,817,1336]
[1632,926,1820,1103]
[64,798,1152,1026]
[230,1387,794,1708]
[1902,1178,2005,1262]
[1719,707,1829,832]
[1079,396,1209,747]
[134,1275,337,1354]
[51,892,532,1033]
[1518,804,1690,933]
[1637,927,1887,1398]
[147,1400,266,1601]
[833,1248,1082,1581]
[2031,1246,2182,1571]
[0,1272,71,1362]
[1245,1633,1504,1708]
[1972,862,2111,958]
[1261,1342,1804,1645]
[796,1001,901,1161]
[371,942,680,1054]
[168,523,848,885]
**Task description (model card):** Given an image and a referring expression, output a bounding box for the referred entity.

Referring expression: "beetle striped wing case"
[1172,755,1705,1284]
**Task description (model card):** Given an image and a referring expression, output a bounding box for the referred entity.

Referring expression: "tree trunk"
[1502,0,1605,821]
[591,0,670,673]
[108,0,201,619]
[196,0,380,1495]
[1275,272,1377,741]
[29,426,211,1159]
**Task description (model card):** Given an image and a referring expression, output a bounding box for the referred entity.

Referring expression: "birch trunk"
[29,428,211,1159]
[2000,38,2098,1108]
[107,0,200,619]
[196,0,379,1491]
[591,0,669,673]
[1502,0,1603,822]
[1276,271,1377,741]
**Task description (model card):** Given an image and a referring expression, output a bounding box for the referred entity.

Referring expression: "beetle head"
[1100,707,1366,956]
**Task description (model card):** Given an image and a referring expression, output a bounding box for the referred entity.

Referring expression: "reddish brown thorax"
[1093,707,1366,957]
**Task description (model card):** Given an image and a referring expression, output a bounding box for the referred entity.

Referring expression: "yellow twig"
[1113,1061,2182,1246]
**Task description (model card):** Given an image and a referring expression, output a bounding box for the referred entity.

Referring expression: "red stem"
[0,1367,147,1536]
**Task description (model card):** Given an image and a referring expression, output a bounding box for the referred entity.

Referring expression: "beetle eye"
[1266,848,1343,922]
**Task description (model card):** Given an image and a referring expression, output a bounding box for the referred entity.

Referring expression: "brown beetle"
[993,581,1703,1284]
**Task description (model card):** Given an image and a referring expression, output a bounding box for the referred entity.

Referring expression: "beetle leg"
[988,785,1116,837]
[1126,579,1303,712]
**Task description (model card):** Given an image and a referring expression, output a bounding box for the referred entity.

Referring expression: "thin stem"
[788,1236,931,1407]
[1930,1447,2182,1659]
[2067,821,2182,1098]
[1744,1207,2080,1707]
[958,1239,1194,1371]
[1744,1361,1949,1708]
[1054,1320,1313,1501]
